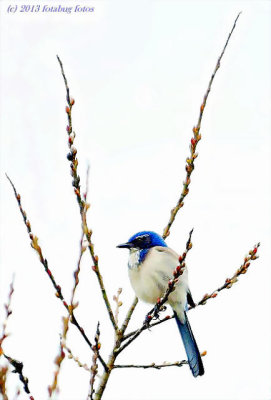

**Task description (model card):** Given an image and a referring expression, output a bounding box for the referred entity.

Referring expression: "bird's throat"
[128,248,149,269]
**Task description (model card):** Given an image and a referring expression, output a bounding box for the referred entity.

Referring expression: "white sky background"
[0,1,271,399]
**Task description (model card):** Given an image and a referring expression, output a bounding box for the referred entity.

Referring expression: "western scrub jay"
[117,230,204,377]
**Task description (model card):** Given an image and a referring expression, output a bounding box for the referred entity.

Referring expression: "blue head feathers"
[117,231,167,265]
[117,231,167,250]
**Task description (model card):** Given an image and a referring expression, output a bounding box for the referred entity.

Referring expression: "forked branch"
[162,12,242,239]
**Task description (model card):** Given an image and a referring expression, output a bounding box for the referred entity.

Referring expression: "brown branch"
[88,322,101,400]
[113,288,123,328]
[61,338,91,372]
[162,12,242,239]
[114,350,207,370]
[196,242,260,306]
[119,296,138,336]
[6,174,108,371]
[114,360,187,369]
[0,277,15,355]
[48,316,69,397]
[56,55,118,332]
[4,354,34,399]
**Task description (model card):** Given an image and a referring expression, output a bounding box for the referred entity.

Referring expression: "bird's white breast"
[128,246,189,317]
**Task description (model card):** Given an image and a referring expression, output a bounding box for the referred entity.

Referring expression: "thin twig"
[119,296,138,336]
[0,277,15,355]
[196,242,260,306]
[48,316,69,397]
[114,360,187,369]
[0,278,15,400]
[61,337,91,372]
[57,55,118,332]
[88,322,101,400]
[114,350,207,370]
[113,288,123,327]
[4,355,34,399]
[162,12,242,239]
[6,174,108,371]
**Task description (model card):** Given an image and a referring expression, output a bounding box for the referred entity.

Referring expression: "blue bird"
[117,230,204,377]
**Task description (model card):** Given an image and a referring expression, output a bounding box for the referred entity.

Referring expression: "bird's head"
[117,231,167,250]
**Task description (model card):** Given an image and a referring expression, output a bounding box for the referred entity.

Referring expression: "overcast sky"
[0,1,271,399]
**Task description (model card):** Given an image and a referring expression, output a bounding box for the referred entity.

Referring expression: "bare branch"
[0,277,15,354]
[119,296,138,336]
[113,289,123,328]
[6,175,107,371]
[0,278,15,399]
[88,322,101,400]
[162,12,242,239]
[114,360,187,370]
[196,242,260,306]
[4,354,34,399]
[114,351,207,370]
[56,56,118,332]
[61,338,91,372]
[48,316,69,397]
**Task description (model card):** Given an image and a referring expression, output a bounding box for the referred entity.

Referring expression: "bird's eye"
[132,234,150,248]
[136,235,148,242]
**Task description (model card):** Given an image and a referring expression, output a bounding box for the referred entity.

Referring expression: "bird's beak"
[117,242,133,249]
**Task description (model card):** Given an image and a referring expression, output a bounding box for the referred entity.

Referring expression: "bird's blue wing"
[173,310,204,377]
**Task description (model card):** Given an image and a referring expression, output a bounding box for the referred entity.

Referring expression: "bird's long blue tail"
[173,311,204,377]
